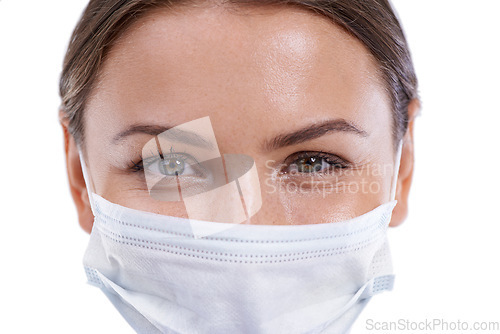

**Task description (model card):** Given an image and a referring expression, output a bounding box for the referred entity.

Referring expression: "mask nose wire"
[389,139,404,202]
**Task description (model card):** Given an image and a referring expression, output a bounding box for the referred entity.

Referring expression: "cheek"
[110,190,191,218]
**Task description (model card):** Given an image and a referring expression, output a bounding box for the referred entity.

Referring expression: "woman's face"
[81,4,400,226]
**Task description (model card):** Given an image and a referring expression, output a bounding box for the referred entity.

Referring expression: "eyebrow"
[262,118,368,152]
[112,124,215,149]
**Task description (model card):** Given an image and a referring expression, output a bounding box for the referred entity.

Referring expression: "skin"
[61,3,418,232]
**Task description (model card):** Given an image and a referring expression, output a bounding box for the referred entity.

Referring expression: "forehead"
[87,4,389,141]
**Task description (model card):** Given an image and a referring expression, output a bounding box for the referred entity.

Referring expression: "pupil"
[298,157,323,173]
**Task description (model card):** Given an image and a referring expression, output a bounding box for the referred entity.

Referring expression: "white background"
[0,1,499,333]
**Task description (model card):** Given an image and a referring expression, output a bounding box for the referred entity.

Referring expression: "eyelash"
[129,159,144,172]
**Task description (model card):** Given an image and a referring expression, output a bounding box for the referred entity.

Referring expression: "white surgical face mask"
[81,140,403,334]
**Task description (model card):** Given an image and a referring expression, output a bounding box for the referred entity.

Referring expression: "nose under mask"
[84,194,397,334]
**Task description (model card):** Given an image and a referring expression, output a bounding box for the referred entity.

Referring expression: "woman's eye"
[132,153,204,178]
[283,152,349,175]
[148,154,199,177]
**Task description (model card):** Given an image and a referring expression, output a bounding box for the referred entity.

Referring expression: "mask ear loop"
[389,139,404,202]
[78,149,98,215]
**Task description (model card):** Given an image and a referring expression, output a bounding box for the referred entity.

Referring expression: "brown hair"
[60,0,418,147]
